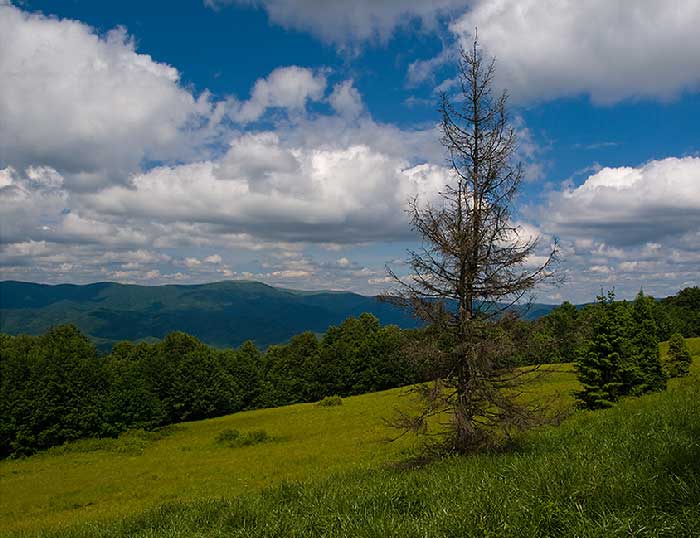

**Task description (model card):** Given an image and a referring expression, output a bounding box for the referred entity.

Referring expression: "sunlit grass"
[0,385,425,534]
[1,339,697,536]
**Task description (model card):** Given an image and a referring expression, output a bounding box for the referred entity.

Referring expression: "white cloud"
[543,157,700,246]
[58,212,149,246]
[451,0,700,104]
[86,134,450,243]
[407,47,453,86]
[227,66,326,123]
[534,157,700,301]
[328,80,364,119]
[215,132,301,188]
[0,166,68,244]
[0,4,217,189]
[206,0,468,48]
[183,257,202,268]
[282,115,445,166]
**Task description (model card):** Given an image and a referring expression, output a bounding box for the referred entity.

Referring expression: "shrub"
[316,395,343,407]
[215,428,270,447]
[665,333,692,377]
[45,426,182,457]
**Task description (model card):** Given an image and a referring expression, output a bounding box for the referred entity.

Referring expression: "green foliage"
[316,395,343,407]
[627,290,666,394]
[215,428,271,448]
[102,342,165,435]
[262,332,321,407]
[46,427,181,457]
[315,314,415,397]
[516,286,699,369]
[0,326,107,457]
[659,286,700,338]
[0,314,417,458]
[533,301,583,363]
[222,341,263,410]
[1,285,695,457]
[575,293,627,409]
[666,333,692,377]
[575,290,674,409]
[171,349,241,421]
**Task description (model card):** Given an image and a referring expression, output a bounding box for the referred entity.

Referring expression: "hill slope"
[0,343,698,537]
[0,280,556,350]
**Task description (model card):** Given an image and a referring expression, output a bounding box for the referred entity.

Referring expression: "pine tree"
[575,292,626,409]
[628,290,666,394]
[666,333,692,377]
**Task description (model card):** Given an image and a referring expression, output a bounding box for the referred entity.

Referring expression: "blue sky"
[1,0,699,303]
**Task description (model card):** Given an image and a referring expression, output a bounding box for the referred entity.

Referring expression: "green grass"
[0,385,423,534]
[1,341,698,537]
[214,429,272,447]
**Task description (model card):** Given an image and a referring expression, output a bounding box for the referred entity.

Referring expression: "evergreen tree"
[628,290,666,394]
[575,292,626,409]
[666,333,692,377]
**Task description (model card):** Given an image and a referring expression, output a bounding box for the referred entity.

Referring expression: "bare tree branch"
[385,37,560,454]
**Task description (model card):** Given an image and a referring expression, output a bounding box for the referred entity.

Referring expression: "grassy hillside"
[0,364,578,535]
[1,341,697,537]
[0,280,558,351]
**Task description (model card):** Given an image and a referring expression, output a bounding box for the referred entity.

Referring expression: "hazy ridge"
[0,280,557,350]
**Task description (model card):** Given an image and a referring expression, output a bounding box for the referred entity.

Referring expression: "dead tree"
[386,38,559,453]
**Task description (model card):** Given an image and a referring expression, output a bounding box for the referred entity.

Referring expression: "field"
[0,340,698,537]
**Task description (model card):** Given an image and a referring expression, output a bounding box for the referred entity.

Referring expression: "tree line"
[505,286,700,366]
[0,313,416,458]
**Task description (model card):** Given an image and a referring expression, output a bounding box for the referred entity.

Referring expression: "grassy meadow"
[0,341,698,537]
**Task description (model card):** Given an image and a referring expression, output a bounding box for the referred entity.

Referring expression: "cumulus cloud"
[0,3,218,189]
[0,166,68,244]
[543,157,700,246]
[206,0,468,48]
[328,80,364,119]
[451,0,700,104]
[282,114,445,166]
[86,133,450,243]
[0,5,454,292]
[535,157,700,301]
[227,66,326,123]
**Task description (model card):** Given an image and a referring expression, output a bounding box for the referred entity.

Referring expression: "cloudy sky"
[1,0,699,303]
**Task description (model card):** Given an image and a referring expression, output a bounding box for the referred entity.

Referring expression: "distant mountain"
[0,280,558,351]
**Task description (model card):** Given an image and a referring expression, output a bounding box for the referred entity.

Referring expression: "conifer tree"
[386,38,558,452]
[628,290,666,394]
[575,292,626,409]
[666,333,692,377]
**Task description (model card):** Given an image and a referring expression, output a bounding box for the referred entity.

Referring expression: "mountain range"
[0,280,558,351]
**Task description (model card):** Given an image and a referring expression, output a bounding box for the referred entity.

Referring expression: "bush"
[215,428,270,447]
[665,333,692,377]
[45,426,182,457]
[316,395,343,407]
